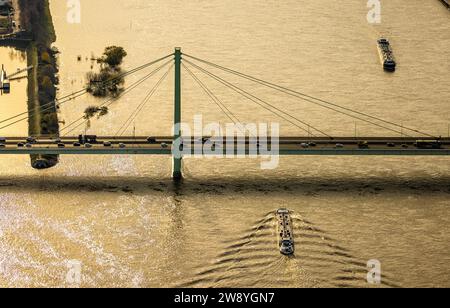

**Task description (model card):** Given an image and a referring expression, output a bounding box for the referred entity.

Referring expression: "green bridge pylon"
[172,47,183,180]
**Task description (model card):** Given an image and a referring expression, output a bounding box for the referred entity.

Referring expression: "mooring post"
[172,47,183,180]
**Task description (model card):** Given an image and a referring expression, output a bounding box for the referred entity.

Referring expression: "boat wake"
[179,210,399,288]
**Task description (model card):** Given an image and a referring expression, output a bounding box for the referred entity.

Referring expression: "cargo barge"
[377,38,396,72]
[276,209,295,255]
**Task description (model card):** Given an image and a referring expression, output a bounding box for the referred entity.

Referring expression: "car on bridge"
[78,135,98,144]
[358,141,369,149]
[147,137,157,144]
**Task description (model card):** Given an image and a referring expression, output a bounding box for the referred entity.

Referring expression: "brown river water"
[0,0,449,287]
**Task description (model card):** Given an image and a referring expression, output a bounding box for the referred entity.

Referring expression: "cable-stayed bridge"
[0,48,448,179]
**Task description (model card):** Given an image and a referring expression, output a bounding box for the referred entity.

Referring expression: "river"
[0,0,449,287]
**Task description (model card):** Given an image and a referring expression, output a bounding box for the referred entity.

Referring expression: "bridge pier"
[172,47,183,181]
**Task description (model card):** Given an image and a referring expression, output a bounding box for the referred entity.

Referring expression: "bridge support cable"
[0,53,174,128]
[61,59,173,136]
[115,64,174,137]
[184,57,409,138]
[0,89,87,128]
[184,54,436,139]
[184,60,330,138]
[182,63,248,135]
[0,91,87,132]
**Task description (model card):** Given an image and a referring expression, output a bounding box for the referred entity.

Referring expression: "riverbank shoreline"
[18,0,59,168]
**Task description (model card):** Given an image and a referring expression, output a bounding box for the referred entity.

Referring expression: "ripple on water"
[177,210,400,288]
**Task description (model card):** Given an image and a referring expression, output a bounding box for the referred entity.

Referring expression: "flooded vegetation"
[83,105,108,125]
[86,46,127,97]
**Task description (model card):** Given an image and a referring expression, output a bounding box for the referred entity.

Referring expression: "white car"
[300,143,309,148]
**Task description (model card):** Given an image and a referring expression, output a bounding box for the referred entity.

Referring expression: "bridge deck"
[0,136,449,156]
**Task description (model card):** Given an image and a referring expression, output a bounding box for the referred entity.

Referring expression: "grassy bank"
[26,43,39,134]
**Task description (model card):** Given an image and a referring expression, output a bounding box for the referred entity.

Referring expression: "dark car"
[358,141,369,149]
[147,137,157,144]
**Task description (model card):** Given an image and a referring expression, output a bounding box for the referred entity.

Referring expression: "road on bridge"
[0,136,449,156]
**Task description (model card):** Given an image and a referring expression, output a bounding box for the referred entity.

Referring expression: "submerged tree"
[84,106,109,120]
[98,46,127,67]
[86,46,128,98]
[86,68,125,97]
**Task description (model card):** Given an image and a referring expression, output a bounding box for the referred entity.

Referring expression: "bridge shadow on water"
[0,175,449,195]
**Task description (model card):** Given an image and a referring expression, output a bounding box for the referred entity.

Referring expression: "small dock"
[0,64,10,93]
[0,65,32,93]
[440,0,450,9]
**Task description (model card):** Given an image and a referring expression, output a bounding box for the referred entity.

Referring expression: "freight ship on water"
[377,38,396,72]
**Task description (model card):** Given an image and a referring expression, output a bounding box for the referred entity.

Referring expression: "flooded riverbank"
[0,46,28,136]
